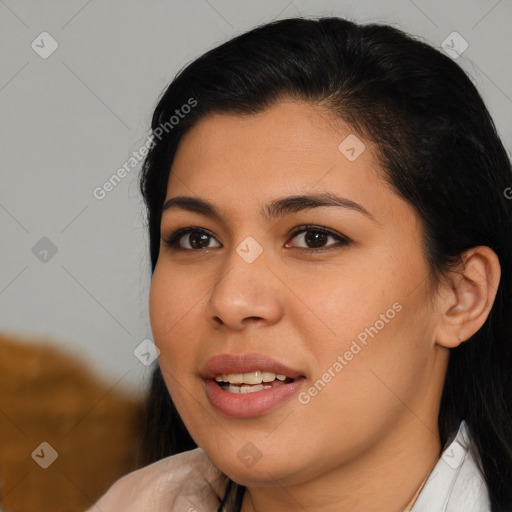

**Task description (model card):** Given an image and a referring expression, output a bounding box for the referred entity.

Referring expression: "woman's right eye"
[163,227,222,251]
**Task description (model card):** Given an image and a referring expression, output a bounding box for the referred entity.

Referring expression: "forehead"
[166,101,408,226]
[173,101,354,168]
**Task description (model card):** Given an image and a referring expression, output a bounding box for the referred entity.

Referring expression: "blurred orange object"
[0,334,143,512]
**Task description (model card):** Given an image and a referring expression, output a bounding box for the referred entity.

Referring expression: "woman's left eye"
[162,225,352,252]
[286,225,352,251]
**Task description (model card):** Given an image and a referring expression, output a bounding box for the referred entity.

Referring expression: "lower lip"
[204,378,306,418]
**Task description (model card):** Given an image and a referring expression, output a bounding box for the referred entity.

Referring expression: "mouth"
[200,353,306,418]
[214,371,295,394]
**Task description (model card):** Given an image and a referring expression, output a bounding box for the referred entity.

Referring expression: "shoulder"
[86,447,227,512]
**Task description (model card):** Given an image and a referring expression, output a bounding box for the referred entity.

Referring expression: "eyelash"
[162,224,352,253]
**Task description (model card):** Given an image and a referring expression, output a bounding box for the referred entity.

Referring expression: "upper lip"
[200,353,305,380]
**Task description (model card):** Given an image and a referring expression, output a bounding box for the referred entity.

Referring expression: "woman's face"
[149,101,446,487]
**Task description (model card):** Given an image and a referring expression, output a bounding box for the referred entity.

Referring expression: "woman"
[88,16,512,512]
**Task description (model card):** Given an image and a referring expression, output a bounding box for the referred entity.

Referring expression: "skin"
[149,101,500,512]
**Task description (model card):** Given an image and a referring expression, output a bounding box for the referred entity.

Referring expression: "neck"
[240,419,441,512]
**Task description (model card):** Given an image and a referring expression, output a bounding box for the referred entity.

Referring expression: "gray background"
[1,0,511,398]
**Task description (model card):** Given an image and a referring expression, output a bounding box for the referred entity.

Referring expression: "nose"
[205,245,285,331]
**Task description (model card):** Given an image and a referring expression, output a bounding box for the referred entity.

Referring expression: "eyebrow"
[161,192,376,223]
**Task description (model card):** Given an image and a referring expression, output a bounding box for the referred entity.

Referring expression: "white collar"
[411,421,490,512]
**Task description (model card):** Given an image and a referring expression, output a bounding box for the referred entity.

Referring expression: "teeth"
[261,371,276,382]
[244,371,262,385]
[226,373,244,384]
[223,381,286,394]
[214,370,288,384]
[231,384,265,394]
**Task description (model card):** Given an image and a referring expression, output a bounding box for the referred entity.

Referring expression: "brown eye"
[286,225,352,251]
[163,228,221,250]
[187,232,211,249]
[303,230,329,248]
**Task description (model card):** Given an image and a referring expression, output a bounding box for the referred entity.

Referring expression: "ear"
[434,246,501,349]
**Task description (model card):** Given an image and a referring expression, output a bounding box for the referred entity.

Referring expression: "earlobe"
[434,246,501,349]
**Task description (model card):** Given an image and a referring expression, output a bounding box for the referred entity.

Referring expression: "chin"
[202,441,312,488]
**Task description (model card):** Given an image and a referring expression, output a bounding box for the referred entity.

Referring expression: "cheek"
[149,268,204,420]
[149,264,200,371]
[288,259,398,358]
[295,301,432,460]
[296,248,432,401]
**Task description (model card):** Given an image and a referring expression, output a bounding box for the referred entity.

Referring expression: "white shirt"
[410,421,490,512]
[86,421,490,512]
